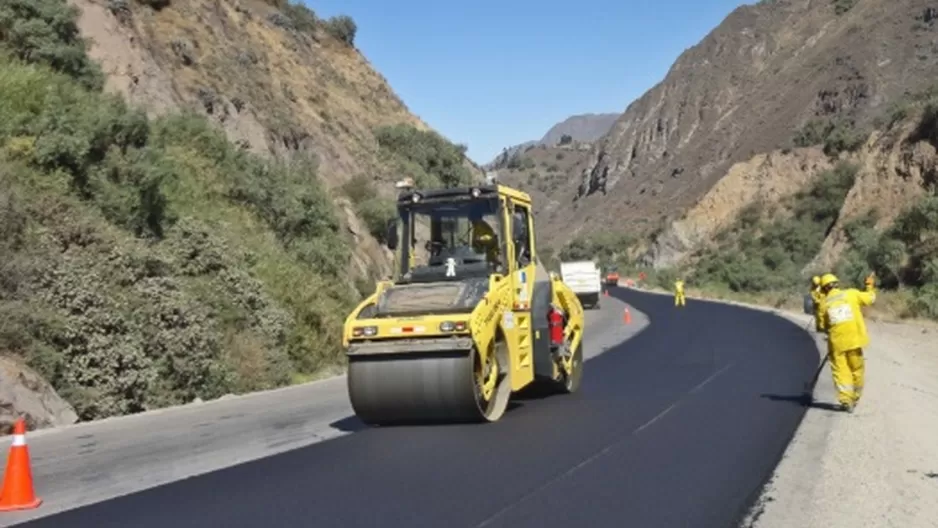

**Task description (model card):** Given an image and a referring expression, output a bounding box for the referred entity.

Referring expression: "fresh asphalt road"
[1,294,640,527]
[8,288,819,528]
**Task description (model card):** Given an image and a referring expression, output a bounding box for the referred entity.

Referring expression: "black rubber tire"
[557,340,584,394]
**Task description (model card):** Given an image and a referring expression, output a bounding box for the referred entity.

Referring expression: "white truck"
[559,260,603,310]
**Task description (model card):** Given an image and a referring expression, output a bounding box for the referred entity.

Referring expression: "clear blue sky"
[305,1,754,164]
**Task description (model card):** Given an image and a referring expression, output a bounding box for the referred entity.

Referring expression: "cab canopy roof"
[395,184,532,206]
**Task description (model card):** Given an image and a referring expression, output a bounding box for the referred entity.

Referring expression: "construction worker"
[471,219,499,266]
[810,275,825,332]
[674,278,686,307]
[816,272,876,413]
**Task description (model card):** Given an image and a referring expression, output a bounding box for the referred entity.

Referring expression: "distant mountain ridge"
[540,113,620,145]
[485,112,619,167]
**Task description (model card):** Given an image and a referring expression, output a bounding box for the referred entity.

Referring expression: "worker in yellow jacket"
[816,272,876,413]
[674,278,686,307]
[810,275,825,332]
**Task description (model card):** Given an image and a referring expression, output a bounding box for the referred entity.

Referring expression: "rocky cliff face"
[69,0,480,279]
[533,0,938,263]
[0,357,78,434]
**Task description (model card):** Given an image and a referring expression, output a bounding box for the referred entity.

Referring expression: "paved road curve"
[11,288,819,528]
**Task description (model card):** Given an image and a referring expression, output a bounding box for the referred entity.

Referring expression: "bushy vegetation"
[832,0,857,15]
[375,124,473,188]
[342,174,395,243]
[836,197,938,319]
[792,118,866,156]
[691,162,859,292]
[323,14,357,46]
[0,0,104,90]
[261,0,356,46]
[0,0,355,420]
[558,231,636,266]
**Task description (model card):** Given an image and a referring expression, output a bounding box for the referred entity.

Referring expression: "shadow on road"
[329,416,368,432]
[760,393,846,412]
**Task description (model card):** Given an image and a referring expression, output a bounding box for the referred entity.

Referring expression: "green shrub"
[832,0,857,15]
[0,0,357,419]
[691,162,858,293]
[375,124,472,188]
[356,197,396,243]
[558,231,637,269]
[506,152,523,170]
[342,174,396,244]
[836,195,938,319]
[323,15,357,46]
[0,0,104,90]
[137,0,171,9]
[792,118,865,156]
[281,2,317,33]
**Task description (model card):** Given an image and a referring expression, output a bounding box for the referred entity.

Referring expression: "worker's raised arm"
[857,272,877,306]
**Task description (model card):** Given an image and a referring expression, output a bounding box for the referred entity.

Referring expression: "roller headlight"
[439,321,467,332]
[352,326,378,337]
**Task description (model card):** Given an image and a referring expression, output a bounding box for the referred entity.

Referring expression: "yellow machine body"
[342,183,585,425]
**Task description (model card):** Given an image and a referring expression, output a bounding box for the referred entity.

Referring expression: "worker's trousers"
[674,293,685,307]
[830,347,864,405]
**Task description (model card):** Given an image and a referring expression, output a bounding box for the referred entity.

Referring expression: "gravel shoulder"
[747,316,938,528]
[637,286,938,528]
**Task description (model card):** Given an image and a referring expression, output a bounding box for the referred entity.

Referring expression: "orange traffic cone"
[623,307,631,325]
[0,418,42,512]
[604,289,609,297]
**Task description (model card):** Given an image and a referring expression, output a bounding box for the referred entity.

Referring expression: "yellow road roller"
[342,181,586,425]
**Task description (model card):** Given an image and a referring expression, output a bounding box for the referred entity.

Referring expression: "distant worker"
[674,278,686,307]
[810,275,825,332]
[471,219,499,266]
[816,272,877,413]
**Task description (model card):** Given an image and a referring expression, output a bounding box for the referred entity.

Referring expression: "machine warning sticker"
[503,311,515,329]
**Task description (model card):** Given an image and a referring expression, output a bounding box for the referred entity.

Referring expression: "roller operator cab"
[342,183,586,426]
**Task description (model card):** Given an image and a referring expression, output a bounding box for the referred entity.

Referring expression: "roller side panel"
[531,278,555,379]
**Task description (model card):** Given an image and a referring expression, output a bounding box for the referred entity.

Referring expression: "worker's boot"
[839,401,855,413]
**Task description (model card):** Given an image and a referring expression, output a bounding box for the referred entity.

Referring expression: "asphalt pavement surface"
[9,288,819,528]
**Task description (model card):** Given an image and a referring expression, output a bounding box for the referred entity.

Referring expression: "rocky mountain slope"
[71,0,482,279]
[540,113,620,146]
[530,0,938,257]
[0,0,480,430]
[485,112,618,167]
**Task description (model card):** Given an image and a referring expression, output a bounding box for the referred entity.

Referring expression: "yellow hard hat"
[811,275,821,286]
[820,273,839,288]
[472,220,495,244]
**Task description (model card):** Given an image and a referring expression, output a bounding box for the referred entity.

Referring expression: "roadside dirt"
[746,316,938,528]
